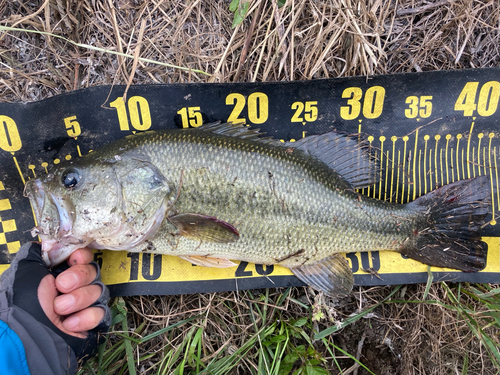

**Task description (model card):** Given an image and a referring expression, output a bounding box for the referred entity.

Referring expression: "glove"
[0,242,111,374]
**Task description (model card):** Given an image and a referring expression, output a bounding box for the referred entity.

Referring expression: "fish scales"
[24,123,491,296]
[123,129,416,266]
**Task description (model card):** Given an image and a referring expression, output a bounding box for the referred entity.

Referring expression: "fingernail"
[58,272,78,290]
[54,295,75,313]
[64,316,80,331]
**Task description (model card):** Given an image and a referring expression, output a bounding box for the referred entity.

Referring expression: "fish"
[24,123,491,296]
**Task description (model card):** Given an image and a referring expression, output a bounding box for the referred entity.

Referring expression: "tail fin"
[402,176,490,272]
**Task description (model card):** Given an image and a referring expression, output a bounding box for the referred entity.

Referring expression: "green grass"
[387,283,500,370]
[80,283,500,375]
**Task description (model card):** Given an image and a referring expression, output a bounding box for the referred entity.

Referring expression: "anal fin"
[291,254,353,297]
[179,255,237,268]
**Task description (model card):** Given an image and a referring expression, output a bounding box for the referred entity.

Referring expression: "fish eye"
[61,167,82,189]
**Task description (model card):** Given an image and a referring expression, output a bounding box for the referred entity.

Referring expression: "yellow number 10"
[110,96,152,131]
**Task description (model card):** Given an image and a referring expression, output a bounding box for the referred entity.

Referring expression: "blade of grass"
[422,266,434,300]
[321,338,376,375]
[440,283,500,368]
[314,285,402,340]
[200,325,275,375]
[140,315,202,343]
[116,298,137,375]
[0,26,211,76]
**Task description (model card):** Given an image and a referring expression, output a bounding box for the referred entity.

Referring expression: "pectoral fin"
[291,254,354,297]
[169,213,240,243]
[179,255,237,268]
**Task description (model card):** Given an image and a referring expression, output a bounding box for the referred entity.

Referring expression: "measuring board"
[0,68,498,296]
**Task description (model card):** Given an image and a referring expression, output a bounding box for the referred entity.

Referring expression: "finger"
[67,247,94,266]
[56,264,97,293]
[38,274,58,323]
[54,284,102,316]
[62,306,106,333]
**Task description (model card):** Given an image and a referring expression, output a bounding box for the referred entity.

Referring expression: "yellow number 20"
[226,92,268,124]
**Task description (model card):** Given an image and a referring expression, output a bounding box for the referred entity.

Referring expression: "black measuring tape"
[0,68,498,296]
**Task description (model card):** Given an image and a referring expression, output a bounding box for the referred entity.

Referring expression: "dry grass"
[1,0,499,374]
[1,0,498,101]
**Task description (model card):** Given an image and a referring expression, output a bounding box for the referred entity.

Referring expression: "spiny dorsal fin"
[197,122,282,146]
[199,123,379,188]
[292,132,379,189]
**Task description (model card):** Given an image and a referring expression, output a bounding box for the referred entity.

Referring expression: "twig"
[0,26,211,76]
[123,19,147,101]
[234,0,263,81]
[397,0,452,16]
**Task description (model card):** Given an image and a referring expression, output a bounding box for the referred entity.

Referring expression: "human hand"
[38,247,107,338]
[2,242,111,361]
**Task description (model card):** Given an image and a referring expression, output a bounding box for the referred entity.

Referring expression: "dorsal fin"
[197,122,282,146]
[292,132,379,189]
[198,123,379,189]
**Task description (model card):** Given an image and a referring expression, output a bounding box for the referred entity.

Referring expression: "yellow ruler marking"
[367,136,374,197]
[384,148,390,201]
[466,120,475,179]
[461,148,465,181]
[434,135,440,186]
[407,151,411,203]
[456,133,462,180]
[418,149,422,197]
[28,165,36,178]
[423,135,429,193]
[451,147,456,182]
[378,136,385,200]
[489,138,497,224]
[493,144,499,213]
[445,134,451,184]
[429,148,433,189]
[402,136,408,202]
[12,155,25,185]
[70,237,500,286]
[12,157,39,227]
[396,150,401,202]
[77,144,82,157]
[472,146,476,177]
[412,129,419,200]
[477,133,483,176]
[390,136,396,202]
[482,145,487,176]
[439,148,444,186]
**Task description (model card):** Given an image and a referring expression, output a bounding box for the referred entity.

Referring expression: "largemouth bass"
[24,123,490,296]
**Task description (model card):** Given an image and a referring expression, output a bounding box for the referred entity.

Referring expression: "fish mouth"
[24,179,86,265]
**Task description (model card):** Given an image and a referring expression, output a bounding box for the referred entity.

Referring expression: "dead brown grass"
[1,0,498,102]
[1,1,499,374]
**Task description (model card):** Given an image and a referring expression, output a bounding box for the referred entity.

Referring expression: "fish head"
[24,155,173,266]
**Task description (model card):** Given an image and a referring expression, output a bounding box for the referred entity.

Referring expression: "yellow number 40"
[454,81,499,117]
